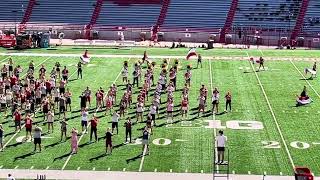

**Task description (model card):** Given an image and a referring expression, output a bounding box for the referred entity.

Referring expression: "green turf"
[0,47,319,176]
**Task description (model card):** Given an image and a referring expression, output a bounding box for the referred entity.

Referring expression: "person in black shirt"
[133,70,139,87]
[124,117,132,143]
[77,62,82,79]
[142,126,150,154]
[197,54,202,68]
[79,93,86,109]
[105,128,113,154]
[257,57,265,71]
[55,62,61,79]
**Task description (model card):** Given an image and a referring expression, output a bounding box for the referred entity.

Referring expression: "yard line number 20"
[262,141,311,149]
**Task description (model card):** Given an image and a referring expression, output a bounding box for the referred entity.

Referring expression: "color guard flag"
[186,48,197,60]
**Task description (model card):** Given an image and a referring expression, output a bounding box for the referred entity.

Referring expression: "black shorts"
[55,97,59,102]
[41,94,46,99]
[36,98,41,104]
[34,138,41,145]
[62,76,68,81]
[151,114,156,120]
[112,122,118,129]
[66,98,71,104]
[15,120,21,127]
[81,121,88,127]
[60,106,66,113]
[161,84,166,90]
[43,108,48,114]
[5,85,10,90]
[217,147,225,152]
[56,67,60,72]
[212,100,219,105]
[1,103,6,108]
[9,66,13,71]
[1,73,7,78]
[60,87,65,94]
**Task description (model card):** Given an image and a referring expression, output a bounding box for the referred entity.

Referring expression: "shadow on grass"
[126,153,144,164]
[53,152,71,162]
[14,151,36,161]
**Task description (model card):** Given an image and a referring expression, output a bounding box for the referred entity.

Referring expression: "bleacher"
[96,0,162,27]
[303,0,320,35]
[0,0,29,24]
[162,0,232,30]
[233,0,302,30]
[28,0,96,25]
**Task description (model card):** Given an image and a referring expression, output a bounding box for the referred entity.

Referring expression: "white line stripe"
[14,166,19,169]
[77,167,81,170]
[201,170,204,173]
[30,166,34,169]
[248,171,251,174]
[280,172,283,175]
[232,170,235,174]
[108,167,110,171]
[289,59,320,99]
[209,58,219,173]
[123,168,126,172]
[185,169,188,173]
[0,165,3,169]
[154,169,157,172]
[170,169,172,173]
[62,58,129,170]
[45,166,50,170]
[264,171,267,175]
[0,56,11,63]
[247,51,295,169]
[92,167,95,171]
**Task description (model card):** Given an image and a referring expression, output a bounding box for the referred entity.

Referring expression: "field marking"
[185,169,188,173]
[123,168,126,172]
[92,167,95,171]
[170,169,172,173]
[264,171,267,175]
[30,166,34,169]
[14,165,19,169]
[232,170,235,174]
[62,57,129,170]
[280,172,283,175]
[246,51,295,169]
[45,166,50,170]
[77,167,81,170]
[248,171,251,174]
[209,58,219,172]
[2,56,52,150]
[0,56,11,63]
[154,169,157,172]
[312,142,320,145]
[289,59,320,99]
[0,165,3,169]
[108,167,110,171]
[201,170,204,173]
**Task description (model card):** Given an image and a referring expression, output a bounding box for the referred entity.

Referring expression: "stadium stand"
[0,0,29,24]
[303,0,320,35]
[233,0,302,30]
[28,0,96,25]
[162,0,231,30]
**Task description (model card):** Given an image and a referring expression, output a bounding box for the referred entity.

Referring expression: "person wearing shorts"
[111,111,119,134]
[142,126,150,154]
[60,119,68,141]
[90,115,98,142]
[13,109,21,131]
[81,108,88,133]
[62,66,69,82]
[212,88,220,114]
[216,130,227,164]
[25,116,33,140]
[33,126,42,152]
[198,95,205,117]
[47,110,54,133]
[59,95,66,119]
[105,128,113,154]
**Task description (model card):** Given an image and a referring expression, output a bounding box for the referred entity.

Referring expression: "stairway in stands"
[19,0,36,33]
[151,0,171,41]
[85,0,104,39]
[220,0,239,43]
[290,0,310,40]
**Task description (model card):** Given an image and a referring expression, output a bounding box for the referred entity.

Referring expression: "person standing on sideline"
[90,115,99,143]
[71,128,78,154]
[197,54,202,68]
[0,124,3,151]
[111,111,119,134]
[77,62,82,79]
[216,130,227,164]
[33,126,42,152]
[105,128,113,154]
[142,126,150,155]
[225,91,232,112]
[124,117,132,143]
[81,108,89,134]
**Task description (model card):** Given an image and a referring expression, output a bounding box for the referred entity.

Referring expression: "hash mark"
[123,168,126,172]
[170,169,172,173]
[154,169,157,172]
[45,166,50,170]
[248,171,251,175]
[30,166,34,170]
[0,165,3,169]
[232,170,235,174]
[77,167,81,170]
[14,166,19,169]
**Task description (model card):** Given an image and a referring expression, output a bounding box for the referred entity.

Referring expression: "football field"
[0,47,320,176]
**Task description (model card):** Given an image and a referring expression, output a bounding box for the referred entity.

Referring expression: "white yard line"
[0,56,11,63]
[289,59,320,98]
[2,57,52,150]
[246,52,295,169]
[208,59,219,172]
[61,58,129,170]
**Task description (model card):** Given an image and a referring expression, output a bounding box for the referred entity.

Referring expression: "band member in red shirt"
[90,115,99,142]
[25,115,33,140]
